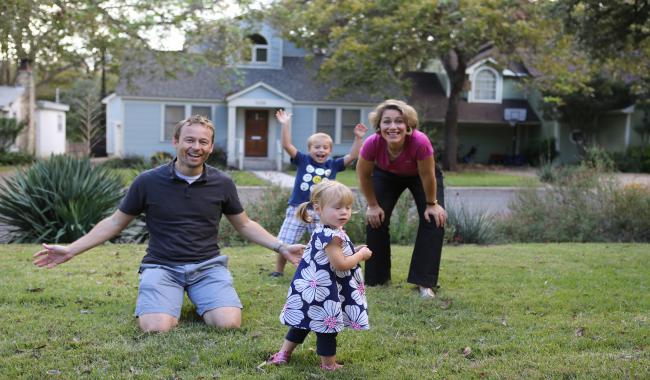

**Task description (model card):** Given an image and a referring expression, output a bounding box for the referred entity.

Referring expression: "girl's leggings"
[286,327,338,356]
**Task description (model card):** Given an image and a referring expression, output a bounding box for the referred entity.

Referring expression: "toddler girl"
[266,180,372,371]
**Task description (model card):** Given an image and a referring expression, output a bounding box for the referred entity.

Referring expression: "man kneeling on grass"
[33,115,303,333]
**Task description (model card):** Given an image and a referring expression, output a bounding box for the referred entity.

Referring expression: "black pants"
[286,328,338,356]
[365,167,445,288]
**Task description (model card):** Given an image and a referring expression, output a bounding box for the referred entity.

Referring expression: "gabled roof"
[116,56,383,104]
[406,72,540,125]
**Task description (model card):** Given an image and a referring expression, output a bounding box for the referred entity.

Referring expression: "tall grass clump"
[446,205,498,244]
[0,155,123,243]
[500,161,650,242]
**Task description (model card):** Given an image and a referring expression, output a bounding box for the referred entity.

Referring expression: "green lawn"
[0,165,14,174]
[1,244,647,378]
[112,168,266,187]
[287,169,541,187]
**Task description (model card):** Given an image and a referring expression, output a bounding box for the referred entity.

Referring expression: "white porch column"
[624,112,632,150]
[227,105,237,167]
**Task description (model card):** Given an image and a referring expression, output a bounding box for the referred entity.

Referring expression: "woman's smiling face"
[379,108,407,145]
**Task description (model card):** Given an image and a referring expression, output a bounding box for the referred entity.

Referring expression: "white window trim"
[251,44,269,63]
[161,104,214,142]
[314,107,362,144]
[468,66,502,104]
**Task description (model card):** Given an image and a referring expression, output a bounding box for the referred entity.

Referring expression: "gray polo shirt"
[119,161,244,266]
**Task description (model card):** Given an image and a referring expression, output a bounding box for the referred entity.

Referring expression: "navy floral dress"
[280,225,369,333]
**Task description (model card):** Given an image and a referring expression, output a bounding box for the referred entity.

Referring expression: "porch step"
[243,157,276,170]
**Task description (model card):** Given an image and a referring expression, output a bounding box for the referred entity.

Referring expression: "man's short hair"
[174,115,215,143]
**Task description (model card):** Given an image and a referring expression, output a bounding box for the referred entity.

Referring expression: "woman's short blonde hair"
[368,99,418,134]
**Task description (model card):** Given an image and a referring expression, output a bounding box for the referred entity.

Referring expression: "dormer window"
[468,66,502,103]
[245,34,268,63]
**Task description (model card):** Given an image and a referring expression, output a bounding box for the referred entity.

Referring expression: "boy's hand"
[353,123,368,139]
[276,109,292,125]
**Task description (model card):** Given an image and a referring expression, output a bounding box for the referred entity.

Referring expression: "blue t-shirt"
[288,151,346,205]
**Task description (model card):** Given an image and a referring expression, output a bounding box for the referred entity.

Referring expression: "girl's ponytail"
[295,201,313,223]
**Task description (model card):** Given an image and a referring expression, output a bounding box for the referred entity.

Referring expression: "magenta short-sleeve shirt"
[359,129,434,176]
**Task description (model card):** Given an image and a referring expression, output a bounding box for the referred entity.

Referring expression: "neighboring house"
[104,25,644,168]
[420,48,645,164]
[0,60,69,158]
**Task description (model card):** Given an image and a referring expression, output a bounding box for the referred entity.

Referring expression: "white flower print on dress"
[349,270,367,307]
[312,237,330,266]
[280,294,305,326]
[343,305,369,330]
[308,300,343,333]
[301,244,312,264]
[293,261,331,303]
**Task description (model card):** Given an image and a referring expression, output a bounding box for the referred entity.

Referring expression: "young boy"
[270,109,367,277]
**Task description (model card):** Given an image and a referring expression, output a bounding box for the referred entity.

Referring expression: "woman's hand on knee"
[424,204,447,227]
[365,205,384,228]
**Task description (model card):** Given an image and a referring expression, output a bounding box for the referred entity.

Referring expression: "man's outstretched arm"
[225,211,304,265]
[33,210,136,268]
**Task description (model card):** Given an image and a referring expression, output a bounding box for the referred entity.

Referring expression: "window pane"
[191,106,211,119]
[164,105,185,140]
[341,109,360,143]
[475,70,496,100]
[316,109,335,138]
[255,47,267,62]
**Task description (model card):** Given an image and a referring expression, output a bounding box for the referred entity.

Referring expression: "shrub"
[523,137,559,166]
[446,205,498,244]
[99,155,147,169]
[206,146,228,168]
[0,155,124,243]
[0,151,34,165]
[150,151,173,166]
[218,186,291,247]
[612,146,650,173]
[498,165,650,242]
[0,117,25,152]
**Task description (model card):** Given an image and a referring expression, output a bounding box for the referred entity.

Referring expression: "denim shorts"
[135,255,242,318]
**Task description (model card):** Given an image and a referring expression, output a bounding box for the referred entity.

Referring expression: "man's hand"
[33,244,75,268]
[353,123,368,139]
[280,244,305,266]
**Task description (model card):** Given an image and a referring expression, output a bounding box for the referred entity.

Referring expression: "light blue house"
[104,24,644,168]
[103,24,385,170]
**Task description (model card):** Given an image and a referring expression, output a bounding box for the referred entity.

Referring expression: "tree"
[269,0,545,170]
[63,79,103,156]
[0,0,249,96]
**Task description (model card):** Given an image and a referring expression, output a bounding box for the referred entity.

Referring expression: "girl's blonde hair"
[368,99,418,134]
[296,180,355,223]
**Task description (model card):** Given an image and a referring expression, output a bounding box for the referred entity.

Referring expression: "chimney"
[15,58,36,155]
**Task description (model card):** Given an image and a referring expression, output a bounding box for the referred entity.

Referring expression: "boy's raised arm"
[276,109,298,159]
[343,123,368,166]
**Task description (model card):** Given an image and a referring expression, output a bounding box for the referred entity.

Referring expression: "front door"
[245,110,268,157]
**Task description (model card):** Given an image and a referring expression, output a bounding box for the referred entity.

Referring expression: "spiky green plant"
[0,155,124,243]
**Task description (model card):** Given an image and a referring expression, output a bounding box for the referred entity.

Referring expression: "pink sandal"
[266,351,291,366]
[320,362,343,371]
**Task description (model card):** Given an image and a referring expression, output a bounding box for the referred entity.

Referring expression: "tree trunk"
[441,50,467,172]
